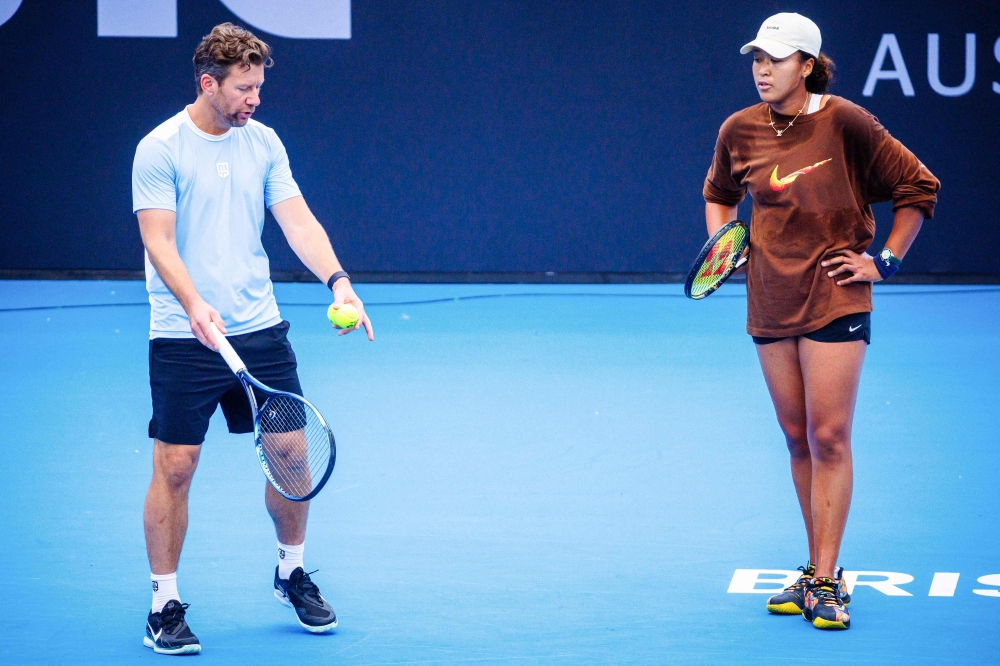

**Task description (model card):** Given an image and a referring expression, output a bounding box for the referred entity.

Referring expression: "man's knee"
[154,442,201,490]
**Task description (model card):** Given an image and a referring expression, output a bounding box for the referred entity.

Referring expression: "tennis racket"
[684,220,749,300]
[209,323,336,501]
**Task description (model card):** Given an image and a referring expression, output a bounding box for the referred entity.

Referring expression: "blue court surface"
[1,280,998,665]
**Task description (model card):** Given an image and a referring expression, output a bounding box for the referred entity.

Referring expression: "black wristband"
[326,271,350,291]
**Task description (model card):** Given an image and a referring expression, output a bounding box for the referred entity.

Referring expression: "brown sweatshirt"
[704,95,940,337]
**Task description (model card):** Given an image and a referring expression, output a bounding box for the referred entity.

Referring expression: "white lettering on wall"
[0,0,23,28]
[220,0,351,39]
[928,34,976,96]
[928,572,960,597]
[98,0,176,38]
[994,37,1000,94]
[726,569,799,594]
[97,1,350,39]
[842,571,914,596]
[863,34,915,97]
[973,574,1000,597]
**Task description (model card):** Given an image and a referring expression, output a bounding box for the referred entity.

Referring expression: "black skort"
[752,312,871,346]
[148,321,302,445]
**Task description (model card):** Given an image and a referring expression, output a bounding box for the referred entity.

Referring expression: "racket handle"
[735,255,748,269]
[209,322,247,374]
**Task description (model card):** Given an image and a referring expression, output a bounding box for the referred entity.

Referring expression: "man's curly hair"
[193,23,273,94]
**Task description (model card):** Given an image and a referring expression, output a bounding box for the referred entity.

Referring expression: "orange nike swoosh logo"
[770,158,832,191]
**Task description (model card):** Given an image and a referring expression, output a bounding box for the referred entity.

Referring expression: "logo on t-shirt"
[217,162,230,178]
[769,158,832,191]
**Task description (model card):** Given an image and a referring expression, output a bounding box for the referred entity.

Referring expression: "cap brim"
[739,37,798,58]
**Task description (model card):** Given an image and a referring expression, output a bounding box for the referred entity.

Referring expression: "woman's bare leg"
[798,338,866,579]
[755,339,815,562]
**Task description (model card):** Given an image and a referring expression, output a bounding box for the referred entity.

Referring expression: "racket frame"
[210,323,336,502]
[684,220,749,300]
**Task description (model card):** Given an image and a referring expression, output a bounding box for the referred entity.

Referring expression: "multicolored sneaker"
[766,563,815,614]
[833,567,851,607]
[803,577,851,630]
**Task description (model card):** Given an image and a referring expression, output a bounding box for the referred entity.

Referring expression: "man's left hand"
[331,280,375,340]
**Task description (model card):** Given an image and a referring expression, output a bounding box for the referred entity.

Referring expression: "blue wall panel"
[0,1,997,274]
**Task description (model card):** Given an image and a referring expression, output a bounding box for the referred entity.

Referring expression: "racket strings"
[689,224,749,298]
[256,395,333,499]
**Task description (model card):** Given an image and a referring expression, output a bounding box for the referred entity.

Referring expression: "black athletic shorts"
[752,311,871,346]
[148,321,302,445]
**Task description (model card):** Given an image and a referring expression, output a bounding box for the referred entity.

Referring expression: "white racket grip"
[735,254,748,269]
[209,322,246,374]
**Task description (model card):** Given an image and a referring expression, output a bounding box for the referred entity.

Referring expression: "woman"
[703,13,939,630]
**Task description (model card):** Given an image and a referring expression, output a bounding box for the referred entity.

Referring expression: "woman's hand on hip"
[822,250,882,286]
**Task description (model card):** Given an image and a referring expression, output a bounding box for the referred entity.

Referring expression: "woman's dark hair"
[799,51,835,94]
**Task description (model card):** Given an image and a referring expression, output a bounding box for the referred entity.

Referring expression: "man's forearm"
[291,221,343,284]
[139,221,225,346]
[143,237,204,312]
[137,208,226,346]
[137,210,208,313]
[271,197,346,285]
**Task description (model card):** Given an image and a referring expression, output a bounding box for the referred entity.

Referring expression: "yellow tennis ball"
[327,303,359,329]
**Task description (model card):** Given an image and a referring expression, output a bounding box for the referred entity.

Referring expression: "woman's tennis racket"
[210,323,336,502]
[684,220,749,300]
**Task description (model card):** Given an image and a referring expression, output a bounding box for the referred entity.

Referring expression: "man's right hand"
[187,299,226,350]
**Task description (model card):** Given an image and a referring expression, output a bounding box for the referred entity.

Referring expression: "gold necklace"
[768,93,810,137]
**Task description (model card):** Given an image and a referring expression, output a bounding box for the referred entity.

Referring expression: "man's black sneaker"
[803,577,851,630]
[766,563,815,614]
[143,600,202,655]
[274,567,338,633]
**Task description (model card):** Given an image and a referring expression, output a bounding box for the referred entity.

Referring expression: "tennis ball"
[328,303,360,329]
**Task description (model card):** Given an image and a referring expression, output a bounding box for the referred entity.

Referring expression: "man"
[132,23,373,655]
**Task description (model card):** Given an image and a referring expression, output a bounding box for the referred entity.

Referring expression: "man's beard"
[222,109,248,127]
[212,101,248,128]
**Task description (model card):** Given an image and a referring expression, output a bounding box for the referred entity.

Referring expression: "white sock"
[151,572,180,613]
[277,541,304,579]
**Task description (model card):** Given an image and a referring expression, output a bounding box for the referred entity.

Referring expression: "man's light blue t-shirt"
[132,108,301,338]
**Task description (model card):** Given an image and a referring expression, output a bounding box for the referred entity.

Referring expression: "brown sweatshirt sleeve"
[703,125,747,207]
[849,107,941,219]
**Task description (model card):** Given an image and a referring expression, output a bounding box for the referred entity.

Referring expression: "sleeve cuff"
[891,196,936,220]
[703,179,746,206]
[265,191,303,208]
[133,203,177,213]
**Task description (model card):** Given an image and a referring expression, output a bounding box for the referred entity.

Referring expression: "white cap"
[740,13,821,59]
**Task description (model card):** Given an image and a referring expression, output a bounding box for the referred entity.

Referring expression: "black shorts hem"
[147,423,207,446]
[752,312,871,346]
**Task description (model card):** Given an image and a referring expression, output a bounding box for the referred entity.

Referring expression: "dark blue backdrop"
[1,1,997,275]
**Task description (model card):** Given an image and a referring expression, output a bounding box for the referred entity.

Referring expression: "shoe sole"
[143,636,202,654]
[766,602,804,615]
[274,589,338,633]
[812,617,850,630]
